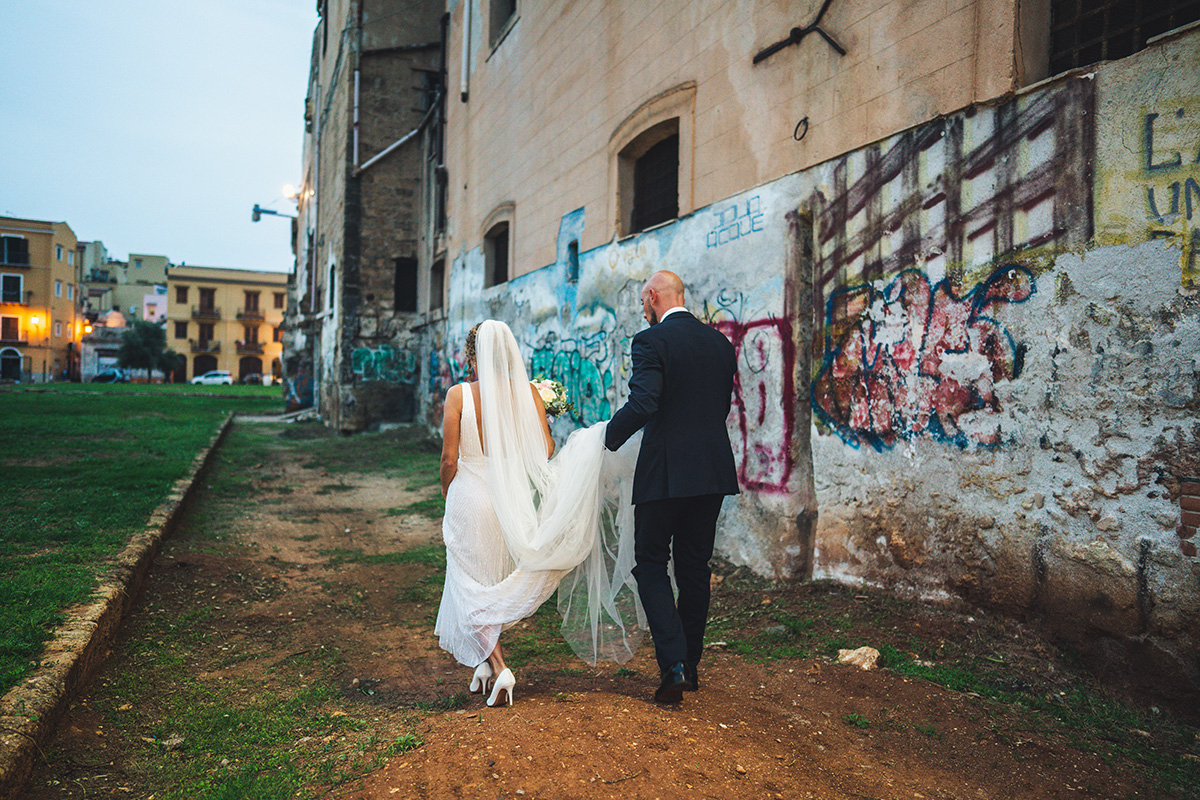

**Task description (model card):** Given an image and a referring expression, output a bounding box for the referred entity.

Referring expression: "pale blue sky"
[0,1,317,272]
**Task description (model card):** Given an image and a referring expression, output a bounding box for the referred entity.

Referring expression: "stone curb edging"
[0,413,237,798]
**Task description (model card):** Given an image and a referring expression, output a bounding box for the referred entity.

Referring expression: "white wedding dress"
[434,383,564,667]
[434,321,644,668]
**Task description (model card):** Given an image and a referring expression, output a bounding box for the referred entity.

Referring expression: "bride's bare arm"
[529,383,555,457]
[440,384,463,496]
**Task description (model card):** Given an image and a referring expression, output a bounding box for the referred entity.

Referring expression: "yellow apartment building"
[166,265,288,382]
[0,216,82,382]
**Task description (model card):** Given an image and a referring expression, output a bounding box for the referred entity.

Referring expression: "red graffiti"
[813,265,1034,450]
[714,317,795,493]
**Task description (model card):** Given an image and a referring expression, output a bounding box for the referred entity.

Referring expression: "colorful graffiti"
[813,263,1035,450]
[706,196,765,248]
[713,316,796,493]
[426,347,470,424]
[286,371,314,412]
[814,78,1093,313]
[530,330,614,425]
[351,345,418,383]
[1141,104,1200,286]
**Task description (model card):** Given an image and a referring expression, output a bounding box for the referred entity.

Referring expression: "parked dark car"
[90,368,128,383]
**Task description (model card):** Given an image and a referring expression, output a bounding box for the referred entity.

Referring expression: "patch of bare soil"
[23,421,1199,800]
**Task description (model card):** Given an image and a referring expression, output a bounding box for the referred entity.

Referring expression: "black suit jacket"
[604,310,740,504]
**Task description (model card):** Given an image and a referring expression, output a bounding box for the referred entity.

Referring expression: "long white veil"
[474,321,644,664]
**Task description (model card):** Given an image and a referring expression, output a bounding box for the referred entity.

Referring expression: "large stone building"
[285,0,445,428]
[166,265,288,382]
[0,216,83,382]
[289,1,1200,695]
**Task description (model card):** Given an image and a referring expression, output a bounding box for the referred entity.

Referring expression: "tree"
[118,320,168,381]
[157,348,183,383]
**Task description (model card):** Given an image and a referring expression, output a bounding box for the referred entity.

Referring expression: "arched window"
[609,83,696,238]
[481,203,515,288]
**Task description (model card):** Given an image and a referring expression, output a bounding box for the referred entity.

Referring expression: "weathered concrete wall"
[436,27,1200,694]
[809,31,1200,693]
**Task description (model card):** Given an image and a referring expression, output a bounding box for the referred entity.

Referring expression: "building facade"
[285,0,445,427]
[0,216,83,382]
[290,1,1200,694]
[78,248,170,326]
[166,265,288,382]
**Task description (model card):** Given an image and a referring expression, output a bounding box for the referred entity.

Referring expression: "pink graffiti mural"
[714,317,795,493]
[813,264,1035,450]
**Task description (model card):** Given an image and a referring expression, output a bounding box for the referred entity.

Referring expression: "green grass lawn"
[0,384,282,695]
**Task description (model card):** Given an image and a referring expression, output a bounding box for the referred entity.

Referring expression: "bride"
[434,320,642,707]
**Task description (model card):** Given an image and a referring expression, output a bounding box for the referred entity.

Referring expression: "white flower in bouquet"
[531,376,576,417]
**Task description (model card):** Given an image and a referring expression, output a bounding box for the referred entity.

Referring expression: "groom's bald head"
[641,270,685,325]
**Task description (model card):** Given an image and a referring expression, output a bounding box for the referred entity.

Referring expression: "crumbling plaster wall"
[810,32,1200,689]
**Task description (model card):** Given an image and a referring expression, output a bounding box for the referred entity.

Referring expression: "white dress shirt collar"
[659,306,688,321]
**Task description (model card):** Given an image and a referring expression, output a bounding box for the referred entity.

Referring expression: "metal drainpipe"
[460,0,471,102]
[353,0,362,167]
[311,82,320,330]
[353,67,360,167]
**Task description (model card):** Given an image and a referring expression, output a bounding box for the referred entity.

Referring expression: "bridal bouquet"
[532,376,576,417]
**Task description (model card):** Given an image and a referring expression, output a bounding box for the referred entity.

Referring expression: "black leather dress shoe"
[654,661,691,703]
[683,663,698,691]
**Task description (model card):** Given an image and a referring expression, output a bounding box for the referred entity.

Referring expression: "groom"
[605,270,739,703]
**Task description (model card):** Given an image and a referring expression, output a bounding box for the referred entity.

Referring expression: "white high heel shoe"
[469,662,493,694]
[486,668,515,707]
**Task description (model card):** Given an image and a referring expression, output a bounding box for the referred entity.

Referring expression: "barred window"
[1050,0,1200,75]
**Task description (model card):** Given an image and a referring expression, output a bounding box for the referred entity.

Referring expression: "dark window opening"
[175,285,188,303]
[394,257,418,313]
[430,258,445,311]
[274,292,285,309]
[484,223,510,288]
[632,134,679,233]
[1050,0,1200,75]
[244,291,260,311]
[174,321,188,339]
[566,240,579,283]
[1,274,21,303]
[273,326,283,343]
[1,236,30,266]
[490,0,517,45]
[199,288,216,311]
[198,323,214,345]
[1,317,19,341]
[244,325,259,344]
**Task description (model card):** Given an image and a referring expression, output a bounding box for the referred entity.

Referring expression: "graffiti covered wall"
[436,26,1200,691]
[444,189,816,578]
[809,31,1200,690]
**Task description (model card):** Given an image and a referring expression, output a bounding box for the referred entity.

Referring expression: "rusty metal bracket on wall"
[753,0,846,64]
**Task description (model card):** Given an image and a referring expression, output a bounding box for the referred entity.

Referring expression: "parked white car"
[190,370,234,385]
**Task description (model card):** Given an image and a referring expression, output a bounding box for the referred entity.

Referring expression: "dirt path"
[23,421,1198,799]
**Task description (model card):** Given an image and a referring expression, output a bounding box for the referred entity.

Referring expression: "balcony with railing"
[191,305,221,320]
[0,331,28,345]
[189,339,221,354]
[235,340,264,354]
[236,307,265,322]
